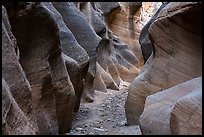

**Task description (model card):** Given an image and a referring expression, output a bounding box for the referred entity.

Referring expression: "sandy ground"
[66,81,141,135]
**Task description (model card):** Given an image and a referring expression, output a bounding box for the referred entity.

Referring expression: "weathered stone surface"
[2,5,38,134]
[53,2,101,102]
[94,62,119,93]
[2,2,145,134]
[139,2,168,63]
[43,2,89,112]
[78,2,106,35]
[73,2,143,98]
[53,2,101,58]
[170,79,202,135]
[139,77,202,135]
[2,78,36,135]
[9,4,76,134]
[106,2,143,67]
[4,2,200,135]
[125,2,202,125]
[95,2,121,25]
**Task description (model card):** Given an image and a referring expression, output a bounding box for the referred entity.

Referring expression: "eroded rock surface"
[125,2,202,134]
[2,5,38,134]
[2,2,201,135]
[2,2,144,134]
[139,77,202,135]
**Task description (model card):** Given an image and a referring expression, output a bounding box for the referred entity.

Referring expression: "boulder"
[139,77,202,135]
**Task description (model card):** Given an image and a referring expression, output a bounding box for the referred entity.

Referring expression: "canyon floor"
[66,81,141,135]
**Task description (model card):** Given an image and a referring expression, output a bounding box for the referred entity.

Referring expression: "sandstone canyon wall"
[2,2,202,135]
[2,2,149,134]
[125,2,202,135]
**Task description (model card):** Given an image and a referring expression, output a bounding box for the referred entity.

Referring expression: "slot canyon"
[2,2,202,135]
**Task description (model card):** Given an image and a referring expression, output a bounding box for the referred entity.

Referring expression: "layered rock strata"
[125,2,202,126]
[2,2,145,134]
[139,77,202,135]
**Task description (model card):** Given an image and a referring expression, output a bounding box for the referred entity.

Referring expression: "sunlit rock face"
[77,2,141,94]
[107,2,162,68]
[125,2,202,129]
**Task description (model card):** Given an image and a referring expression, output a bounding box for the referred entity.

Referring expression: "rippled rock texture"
[2,2,148,134]
[125,2,202,135]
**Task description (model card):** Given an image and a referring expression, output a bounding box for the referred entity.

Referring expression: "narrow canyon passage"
[67,81,141,135]
[2,2,202,135]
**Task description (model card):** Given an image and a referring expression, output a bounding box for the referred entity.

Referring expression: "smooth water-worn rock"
[2,5,38,134]
[139,77,202,135]
[53,2,101,102]
[139,2,168,63]
[125,2,202,125]
[2,2,145,134]
[43,2,89,112]
[2,78,36,135]
[3,2,201,135]
[9,3,76,134]
[170,78,202,135]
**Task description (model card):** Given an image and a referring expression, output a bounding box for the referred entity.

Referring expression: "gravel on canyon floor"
[66,81,141,135]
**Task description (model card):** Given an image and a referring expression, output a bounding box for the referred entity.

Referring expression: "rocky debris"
[139,77,202,135]
[67,81,141,135]
[125,2,202,133]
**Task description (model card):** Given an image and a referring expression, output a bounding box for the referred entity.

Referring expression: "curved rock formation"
[43,2,89,112]
[170,80,202,135]
[2,78,36,135]
[107,2,144,67]
[8,3,76,134]
[71,2,141,99]
[2,5,38,134]
[3,2,200,135]
[139,76,202,135]
[53,2,101,102]
[139,2,168,63]
[125,2,202,126]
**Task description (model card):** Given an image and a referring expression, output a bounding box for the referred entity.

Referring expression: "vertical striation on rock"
[7,3,76,134]
[2,78,36,135]
[3,2,201,135]
[2,5,38,134]
[53,2,101,102]
[125,2,202,126]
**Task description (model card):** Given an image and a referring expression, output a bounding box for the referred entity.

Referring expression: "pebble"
[93,127,108,132]
[76,127,83,131]
[88,132,94,135]
[118,121,127,126]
